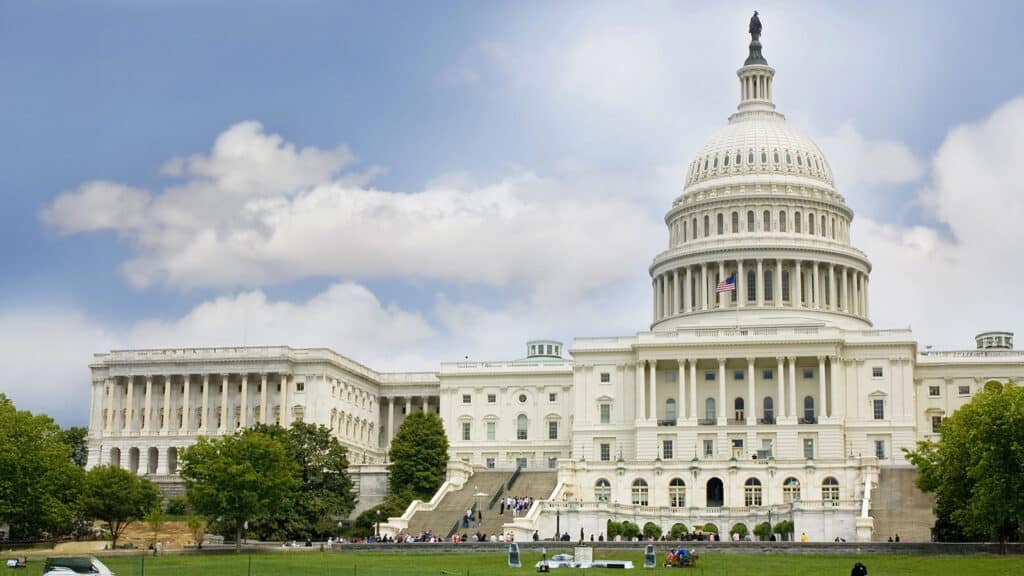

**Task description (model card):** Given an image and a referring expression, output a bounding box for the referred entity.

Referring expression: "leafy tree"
[0,394,84,539]
[186,515,207,549]
[179,429,300,551]
[387,411,449,502]
[642,521,662,539]
[606,520,622,540]
[730,523,748,538]
[905,380,1024,547]
[60,426,89,468]
[702,522,719,534]
[145,507,165,548]
[80,465,160,549]
[669,522,688,540]
[753,521,773,540]
[773,520,794,540]
[352,493,411,538]
[620,521,641,540]
[165,495,189,516]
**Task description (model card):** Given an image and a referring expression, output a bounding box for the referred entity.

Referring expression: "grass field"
[92,549,1024,576]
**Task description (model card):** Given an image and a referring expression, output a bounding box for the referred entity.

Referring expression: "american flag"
[715,275,736,293]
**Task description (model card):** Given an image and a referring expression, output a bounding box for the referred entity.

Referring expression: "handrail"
[447,502,478,539]
[506,465,524,492]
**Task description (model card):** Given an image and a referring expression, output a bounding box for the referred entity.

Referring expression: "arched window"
[516,414,528,440]
[724,153,730,167]
[762,397,774,424]
[703,158,708,171]
[803,396,815,423]
[783,477,801,503]
[109,447,122,469]
[761,151,767,163]
[774,150,780,163]
[167,447,178,475]
[744,477,763,506]
[665,399,677,422]
[734,397,745,421]
[595,478,611,503]
[717,213,724,235]
[747,210,755,231]
[747,270,756,302]
[748,150,755,164]
[779,211,787,232]
[682,221,688,242]
[797,154,803,167]
[731,212,739,233]
[822,477,840,501]
[147,447,158,474]
[705,398,717,421]
[763,210,771,232]
[764,269,774,301]
[632,478,649,506]
[808,213,815,235]
[735,153,741,165]
[831,217,836,239]
[692,218,697,239]
[703,215,710,237]
[786,152,792,164]
[706,478,724,507]
[821,215,826,236]
[669,478,686,508]
[713,156,718,168]
[795,211,802,233]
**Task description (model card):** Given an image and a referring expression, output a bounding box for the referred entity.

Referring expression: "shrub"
[753,521,772,540]
[642,522,662,540]
[621,521,641,540]
[730,523,748,538]
[165,496,189,516]
[774,520,794,540]
[606,520,622,539]
[702,522,719,534]
[670,523,688,540]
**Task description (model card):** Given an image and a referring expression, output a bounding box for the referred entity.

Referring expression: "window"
[822,477,840,501]
[748,151,755,164]
[803,396,815,422]
[795,211,802,233]
[724,153,730,167]
[744,478,763,506]
[600,404,611,424]
[803,438,814,459]
[761,151,767,163]
[600,443,611,462]
[548,457,558,469]
[831,217,836,239]
[296,382,305,392]
[735,153,741,165]
[705,371,715,381]
[548,420,559,440]
[487,393,497,403]
[486,421,496,441]
[669,478,686,507]
[734,370,744,380]
[665,370,676,383]
[764,270,773,301]
[774,150,780,163]
[665,399,677,421]
[705,398,717,421]
[783,477,801,503]
[809,214,815,235]
[516,414,528,440]
[596,478,611,502]
[631,479,649,506]
[872,367,884,378]
[786,152,792,164]
[713,156,718,168]
[762,397,774,423]
[692,218,697,238]
[747,270,756,301]
[717,213,724,235]
[782,271,790,301]
[600,372,611,383]
[747,210,755,231]
[703,439,714,457]
[763,210,771,232]
[763,369,773,380]
[872,399,885,420]
[703,215,710,237]
[779,211,787,232]
[682,221,688,241]
[731,438,744,458]
[663,440,673,459]
[731,212,739,233]
[821,215,826,236]
[549,392,557,402]
[928,386,940,397]
[516,457,528,469]
[462,394,472,404]
[803,369,814,379]
[958,385,970,396]
[734,397,745,420]
[518,393,527,403]
[486,457,496,469]
[874,439,886,460]
[462,422,471,441]
[931,415,942,433]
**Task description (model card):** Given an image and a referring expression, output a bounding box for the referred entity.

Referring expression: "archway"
[147,447,159,474]
[167,447,178,475]
[109,447,121,468]
[706,477,724,507]
[128,447,140,474]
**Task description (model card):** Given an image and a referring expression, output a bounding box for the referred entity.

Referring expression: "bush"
[774,520,794,540]
[753,521,772,540]
[165,496,189,516]
[670,523,688,540]
[730,523,748,538]
[702,522,719,534]
[606,520,622,540]
[642,522,662,540]
[621,521,641,540]
[351,494,410,538]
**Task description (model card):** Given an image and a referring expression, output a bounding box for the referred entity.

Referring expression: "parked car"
[42,557,113,576]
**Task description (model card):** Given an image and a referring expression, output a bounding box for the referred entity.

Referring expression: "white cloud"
[818,121,924,190]
[40,181,151,234]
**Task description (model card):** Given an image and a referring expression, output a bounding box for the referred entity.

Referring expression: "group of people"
[463,507,483,529]
[499,495,534,517]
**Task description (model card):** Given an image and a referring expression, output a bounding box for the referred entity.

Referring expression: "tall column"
[841,267,849,312]
[652,278,658,321]
[677,360,686,424]
[795,260,803,308]
[200,374,209,434]
[673,269,681,315]
[143,376,153,433]
[828,264,837,311]
[776,259,783,306]
[648,360,657,421]
[281,375,290,427]
[829,356,840,420]
[104,378,114,431]
[239,374,249,428]
[655,276,662,320]
[387,397,395,448]
[756,259,764,306]
[746,357,756,425]
[161,375,171,434]
[776,357,785,422]
[701,264,709,310]
[688,360,697,420]
[181,375,191,432]
[817,356,827,421]
[863,275,870,317]
[788,357,797,420]
[813,262,821,309]
[684,267,692,313]
[220,374,229,433]
[717,358,727,425]
[125,377,135,432]
[636,361,646,421]
[405,397,412,419]
[737,260,745,308]
[260,373,268,424]
[718,261,726,308]
[422,395,429,412]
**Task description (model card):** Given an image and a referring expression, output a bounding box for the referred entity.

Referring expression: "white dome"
[684,113,835,191]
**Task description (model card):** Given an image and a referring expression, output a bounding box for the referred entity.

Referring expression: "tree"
[620,521,640,540]
[145,507,165,549]
[753,521,772,541]
[606,520,622,540]
[905,380,1024,547]
[773,520,794,540]
[80,465,160,549]
[179,429,300,551]
[387,411,449,503]
[186,515,207,549]
[642,521,662,539]
[669,523,688,540]
[60,427,89,468]
[0,394,84,539]
[730,523,748,539]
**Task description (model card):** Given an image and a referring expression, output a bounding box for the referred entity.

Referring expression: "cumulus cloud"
[40,181,151,234]
[818,121,924,189]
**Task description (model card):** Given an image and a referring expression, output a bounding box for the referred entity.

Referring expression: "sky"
[2,0,1024,426]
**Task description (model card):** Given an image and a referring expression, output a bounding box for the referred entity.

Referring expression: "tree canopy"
[179,429,300,550]
[60,426,89,468]
[905,380,1024,544]
[387,410,449,502]
[80,464,160,549]
[0,394,83,540]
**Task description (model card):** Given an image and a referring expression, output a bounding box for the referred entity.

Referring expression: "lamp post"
[375,510,381,542]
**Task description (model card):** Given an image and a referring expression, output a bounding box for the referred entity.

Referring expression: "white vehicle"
[42,556,114,576]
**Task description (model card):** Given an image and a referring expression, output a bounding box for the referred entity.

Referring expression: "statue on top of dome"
[749,11,762,42]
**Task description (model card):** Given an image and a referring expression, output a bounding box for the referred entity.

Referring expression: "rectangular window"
[487,393,496,403]
[486,457,496,469]
[665,371,677,383]
[461,422,471,441]
[747,270,757,301]
[549,392,557,403]
[782,271,790,300]
[600,372,611,383]
[703,439,714,457]
[931,416,942,433]
[600,404,611,424]
[486,421,496,441]
[762,369,773,380]
[928,386,940,397]
[803,438,814,460]
[516,457,528,469]
[663,440,673,460]
[872,399,885,420]
[803,369,814,379]
[958,385,970,396]
[872,367,884,378]
[548,457,558,469]
[296,382,305,392]
[764,270,774,300]
[462,394,472,404]
[704,371,715,381]
[600,443,611,462]
[731,438,743,458]
[548,421,558,440]
[874,439,886,460]
[734,370,744,380]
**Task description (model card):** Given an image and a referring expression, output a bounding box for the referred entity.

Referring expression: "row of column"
[380,395,435,450]
[741,69,773,102]
[653,259,869,321]
[634,356,841,425]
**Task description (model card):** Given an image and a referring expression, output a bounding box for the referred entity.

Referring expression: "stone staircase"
[869,467,935,542]
[404,470,508,537]
[474,470,558,537]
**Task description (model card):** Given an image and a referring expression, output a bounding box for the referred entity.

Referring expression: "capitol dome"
[649,31,872,331]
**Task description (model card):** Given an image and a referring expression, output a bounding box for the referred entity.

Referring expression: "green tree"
[620,521,641,540]
[60,426,89,468]
[730,523,748,539]
[186,515,207,549]
[905,380,1024,547]
[179,429,300,551]
[753,521,772,540]
[0,394,84,539]
[606,520,622,540]
[773,520,794,540]
[387,411,449,502]
[642,521,662,539]
[80,465,160,549]
[669,522,688,540]
[145,507,165,549]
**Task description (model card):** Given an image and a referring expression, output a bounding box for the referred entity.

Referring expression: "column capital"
[717,357,726,366]
[745,356,756,363]
[817,355,825,361]
[775,356,785,363]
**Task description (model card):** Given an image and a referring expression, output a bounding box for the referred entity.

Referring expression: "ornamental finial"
[745,11,767,66]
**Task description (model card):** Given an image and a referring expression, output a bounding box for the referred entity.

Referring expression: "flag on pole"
[715,275,736,293]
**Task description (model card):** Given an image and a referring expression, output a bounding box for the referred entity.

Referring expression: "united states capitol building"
[86,20,1024,542]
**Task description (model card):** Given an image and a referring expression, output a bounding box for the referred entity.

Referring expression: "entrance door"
[706,477,724,507]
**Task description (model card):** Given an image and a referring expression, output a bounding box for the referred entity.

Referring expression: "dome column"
[756,259,764,306]
[841,267,849,313]
[775,259,784,307]
[688,360,697,421]
[718,261,726,308]
[776,357,786,422]
[795,261,803,308]
[684,267,692,313]
[813,262,821,309]
[701,264,709,310]
[673,269,681,315]
[863,275,870,318]
[652,278,658,321]
[829,264,837,311]
[737,260,745,308]
[787,356,797,421]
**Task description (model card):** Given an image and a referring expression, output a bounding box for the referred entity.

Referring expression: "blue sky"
[3,0,1024,425]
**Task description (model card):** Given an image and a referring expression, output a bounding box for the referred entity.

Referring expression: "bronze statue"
[749,11,762,42]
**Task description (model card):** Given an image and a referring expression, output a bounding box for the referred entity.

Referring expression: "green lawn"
[96,550,1024,576]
